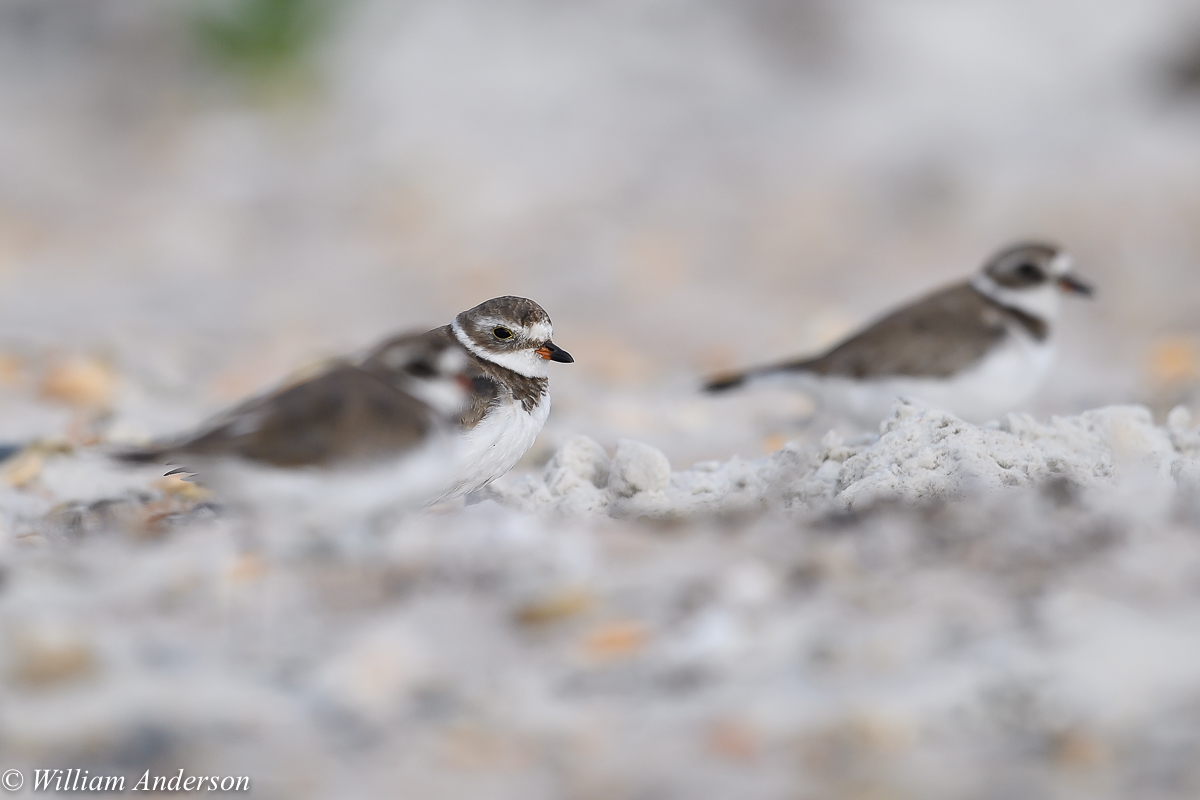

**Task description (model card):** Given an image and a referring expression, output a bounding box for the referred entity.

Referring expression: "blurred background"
[2,0,1200,466]
[6,4,1200,799]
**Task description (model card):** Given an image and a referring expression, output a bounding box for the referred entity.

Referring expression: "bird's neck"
[970,274,1060,324]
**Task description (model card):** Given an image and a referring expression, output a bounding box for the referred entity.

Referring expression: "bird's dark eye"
[1017,262,1042,279]
[492,327,514,340]
[407,360,436,378]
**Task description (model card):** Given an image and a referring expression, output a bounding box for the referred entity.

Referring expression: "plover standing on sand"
[117,333,477,522]
[705,243,1092,424]
[391,294,573,503]
[119,295,573,518]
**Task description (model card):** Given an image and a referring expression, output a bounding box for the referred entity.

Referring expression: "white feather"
[434,393,551,502]
[526,321,553,342]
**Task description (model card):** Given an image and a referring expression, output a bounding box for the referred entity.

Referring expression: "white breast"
[434,394,551,502]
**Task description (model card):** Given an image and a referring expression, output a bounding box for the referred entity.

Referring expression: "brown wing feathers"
[706,283,1048,390]
[118,365,434,469]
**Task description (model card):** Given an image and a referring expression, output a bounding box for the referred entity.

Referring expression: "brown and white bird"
[117,332,477,520]
[705,242,1092,424]
[402,294,573,502]
[118,295,572,516]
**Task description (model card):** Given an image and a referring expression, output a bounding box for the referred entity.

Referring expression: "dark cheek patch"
[467,326,493,348]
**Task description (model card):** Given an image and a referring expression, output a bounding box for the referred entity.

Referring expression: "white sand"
[3,402,1200,798]
[491,400,1193,519]
[4,1,1200,796]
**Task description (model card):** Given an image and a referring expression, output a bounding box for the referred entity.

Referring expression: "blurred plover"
[119,295,572,514]
[117,332,478,519]
[705,242,1092,424]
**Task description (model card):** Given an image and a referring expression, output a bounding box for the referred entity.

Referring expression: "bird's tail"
[110,446,167,465]
[703,371,749,393]
[111,446,195,478]
[705,357,822,393]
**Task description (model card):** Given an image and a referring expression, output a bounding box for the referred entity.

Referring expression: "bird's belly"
[440,398,550,501]
[817,338,1056,425]
[196,436,459,523]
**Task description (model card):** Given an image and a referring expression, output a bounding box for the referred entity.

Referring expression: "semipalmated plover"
[381,294,573,503]
[118,295,573,515]
[117,333,477,519]
[706,242,1092,423]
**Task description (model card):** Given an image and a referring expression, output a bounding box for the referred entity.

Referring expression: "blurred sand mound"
[492,400,1196,518]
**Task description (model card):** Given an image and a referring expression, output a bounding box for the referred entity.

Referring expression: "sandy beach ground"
[3,1,1200,797]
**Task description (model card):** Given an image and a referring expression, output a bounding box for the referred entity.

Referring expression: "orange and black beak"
[536,341,574,363]
[1058,274,1093,297]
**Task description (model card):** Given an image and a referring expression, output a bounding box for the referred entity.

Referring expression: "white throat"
[970,274,1060,324]
[451,319,549,379]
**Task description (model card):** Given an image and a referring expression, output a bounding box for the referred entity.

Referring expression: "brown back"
[176,365,433,467]
[780,283,1048,380]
